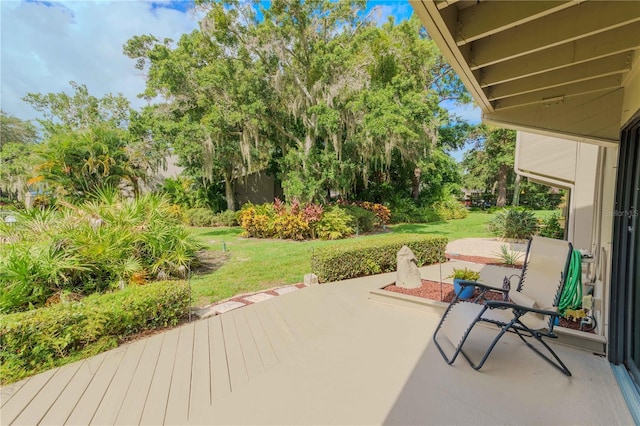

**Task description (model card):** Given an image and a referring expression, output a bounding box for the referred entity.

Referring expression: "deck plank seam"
[208,316,232,402]
[1,377,29,409]
[253,307,282,364]
[238,309,268,372]
[87,348,130,425]
[135,332,166,426]
[62,354,108,425]
[229,313,251,383]
[34,361,84,425]
[269,301,304,345]
[218,314,236,393]
[4,370,57,425]
[207,319,213,405]
[187,322,199,421]
[109,339,149,424]
[160,330,181,426]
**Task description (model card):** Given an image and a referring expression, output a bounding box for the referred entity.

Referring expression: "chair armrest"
[456,280,508,294]
[485,300,560,317]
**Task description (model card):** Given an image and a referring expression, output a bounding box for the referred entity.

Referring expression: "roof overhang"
[411,0,640,146]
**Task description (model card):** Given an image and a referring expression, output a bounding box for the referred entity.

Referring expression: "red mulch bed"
[383,279,590,332]
[446,253,523,269]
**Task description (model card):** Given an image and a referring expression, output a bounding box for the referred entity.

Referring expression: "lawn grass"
[188,211,500,306]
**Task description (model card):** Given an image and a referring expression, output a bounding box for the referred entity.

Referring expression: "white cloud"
[0,0,200,121]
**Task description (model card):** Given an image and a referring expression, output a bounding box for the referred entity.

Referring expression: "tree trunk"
[224,175,236,211]
[496,164,508,207]
[412,168,421,200]
[512,173,521,206]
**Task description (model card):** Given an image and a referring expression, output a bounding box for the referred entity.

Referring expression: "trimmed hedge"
[311,235,447,283]
[0,280,190,384]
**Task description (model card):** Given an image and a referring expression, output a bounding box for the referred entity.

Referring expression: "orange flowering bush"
[337,200,391,225]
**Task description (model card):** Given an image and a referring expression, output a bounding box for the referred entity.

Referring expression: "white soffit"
[410,0,640,144]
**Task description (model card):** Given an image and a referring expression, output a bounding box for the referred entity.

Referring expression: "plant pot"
[453,278,475,299]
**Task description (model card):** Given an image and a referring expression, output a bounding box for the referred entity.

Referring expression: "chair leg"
[512,328,572,376]
[433,306,517,371]
[460,319,517,371]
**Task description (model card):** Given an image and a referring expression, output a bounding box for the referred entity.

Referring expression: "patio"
[1,261,632,425]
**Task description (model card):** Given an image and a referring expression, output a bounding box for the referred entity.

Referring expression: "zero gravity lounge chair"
[433,236,574,376]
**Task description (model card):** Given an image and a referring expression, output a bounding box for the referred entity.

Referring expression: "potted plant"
[447,267,481,299]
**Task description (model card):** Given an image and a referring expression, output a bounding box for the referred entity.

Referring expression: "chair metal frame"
[433,237,574,376]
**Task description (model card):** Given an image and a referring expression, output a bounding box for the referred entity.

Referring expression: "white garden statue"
[396,245,422,289]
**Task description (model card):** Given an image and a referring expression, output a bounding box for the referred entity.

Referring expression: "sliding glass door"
[611,115,640,388]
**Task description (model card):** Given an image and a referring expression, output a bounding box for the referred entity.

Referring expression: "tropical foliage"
[21,83,170,201]
[488,208,538,240]
[0,190,201,313]
[237,198,392,240]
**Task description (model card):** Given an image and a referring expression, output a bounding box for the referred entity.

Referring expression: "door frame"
[610,115,640,387]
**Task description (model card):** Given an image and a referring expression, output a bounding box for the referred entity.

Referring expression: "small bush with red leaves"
[337,200,391,225]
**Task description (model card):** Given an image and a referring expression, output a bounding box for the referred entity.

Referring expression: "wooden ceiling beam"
[456,1,580,46]
[487,52,632,101]
[492,75,623,110]
[480,22,640,87]
[469,1,640,69]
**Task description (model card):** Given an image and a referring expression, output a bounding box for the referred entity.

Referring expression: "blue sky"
[1,0,480,145]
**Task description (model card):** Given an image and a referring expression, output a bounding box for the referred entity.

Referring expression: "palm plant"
[0,190,201,313]
[488,208,538,240]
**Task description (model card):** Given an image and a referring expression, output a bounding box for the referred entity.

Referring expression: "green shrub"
[342,204,376,233]
[311,235,447,282]
[0,280,189,385]
[388,199,433,224]
[312,206,354,240]
[538,212,564,239]
[184,208,216,227]
[488,208,538,240]
[213,210,239,227]
[433,197,469,220]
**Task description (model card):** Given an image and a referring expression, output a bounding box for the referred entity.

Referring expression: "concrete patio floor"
[1,267,633,425]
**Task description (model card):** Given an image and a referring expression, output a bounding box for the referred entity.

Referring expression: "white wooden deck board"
[37,352,108,425]
[188,319,212,419]
[163,324,194,425]
[208,315,231,402]
[0,379,28,408]
[244,304,283,367]
[114,332,164,425]
[1,270,631,426]
[138,326,180,425]
[262,301,300,348]
[231,309,265,379]
[65,347,126,425]
[9,362,81,426]
[0,368,57,425]
[270,294,316,342]
[90,338,147,425]
[219,313,249,391]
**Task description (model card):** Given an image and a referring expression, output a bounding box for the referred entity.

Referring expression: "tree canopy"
[124,0,472,209]
[20,83,169,200]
